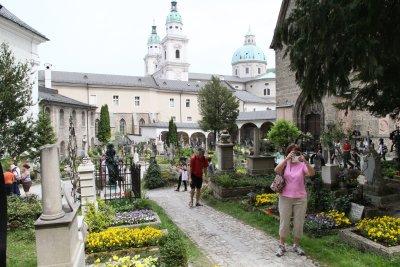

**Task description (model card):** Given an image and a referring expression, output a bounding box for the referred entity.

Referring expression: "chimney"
[44,63,52,88]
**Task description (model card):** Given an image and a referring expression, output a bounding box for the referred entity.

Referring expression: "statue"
[219,129,231,144]
[390,126,400,165]
[105,144,121,185]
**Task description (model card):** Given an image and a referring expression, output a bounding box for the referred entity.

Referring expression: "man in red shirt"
[343,139,352,168]
[189,148,208,207]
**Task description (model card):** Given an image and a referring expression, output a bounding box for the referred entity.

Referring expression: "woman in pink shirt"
[274,144,315,257]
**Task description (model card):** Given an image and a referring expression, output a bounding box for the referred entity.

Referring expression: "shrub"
[86,226,164,253]
[156,155,170,165]
[161,168,179,186]
[356,216,400,246]
[179,147,193,159]
[95,255,158,267]
[267,119,301,152]
[333,195,352,214]
[7,195,42,229]
[144,158,165,189]
[108,198,150,213]
[85,199,116,233]
[307,174,334,213]
[159,231,188,267]
[210,172,274,189]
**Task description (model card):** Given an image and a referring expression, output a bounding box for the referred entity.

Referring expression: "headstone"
[321,165,339,185]
[349,202,365,222]
[78,157,97,214]
[133,151,139,163]
[216,130,234,171]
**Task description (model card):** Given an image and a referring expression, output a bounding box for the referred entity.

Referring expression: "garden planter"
[339,228,400,257]
[210,182,255,199]
[86,246,159,264]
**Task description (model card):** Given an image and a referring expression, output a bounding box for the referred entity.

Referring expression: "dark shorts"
[190,174,203,189]
[22,181,32,192]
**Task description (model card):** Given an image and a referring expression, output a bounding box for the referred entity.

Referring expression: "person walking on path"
[3,169,14,196]
[343,139,353,168]
[274,144,315,257]
[175,160,188,192]
[10,164,21,196]
[20,163,32,196]
[378,138,388,161]
[188,148,208,207]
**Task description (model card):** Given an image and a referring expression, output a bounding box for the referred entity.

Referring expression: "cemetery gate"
[95,158,141,201]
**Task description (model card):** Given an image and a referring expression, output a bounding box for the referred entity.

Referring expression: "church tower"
[144,23,161,76]
[158,1,190,81]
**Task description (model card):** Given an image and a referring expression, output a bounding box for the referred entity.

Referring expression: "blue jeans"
[12,182,20,196]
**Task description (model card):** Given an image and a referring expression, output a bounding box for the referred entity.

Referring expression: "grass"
[205,196,400,267]
[7,229,37,267]
[147,199,213,267]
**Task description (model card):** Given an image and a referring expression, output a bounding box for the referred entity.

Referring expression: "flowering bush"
[356,216,400,246]
[304,210,351,237]
[325,210,351,227]
[255,193,278,206]
[94,255,158,267]
[85,199,116,233]
[112,209,157,226]
[86,226,164,253]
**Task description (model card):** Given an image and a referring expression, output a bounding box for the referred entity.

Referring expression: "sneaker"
[189,201,194,208]
[195,203,203,207]
[175,189,179,192]
[276,245,286,257]
[293,245,305,256]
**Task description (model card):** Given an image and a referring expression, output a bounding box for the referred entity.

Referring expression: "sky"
[3,0,282,76]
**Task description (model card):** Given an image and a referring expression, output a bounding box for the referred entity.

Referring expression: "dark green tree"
[274,0,400,118]
[33,108,57,155]
[97,104,111,144]
[267,119,301,152]
[144,157,165,189]
[166,118,178,148]
[0,42,33,265]
[198,76,239,142]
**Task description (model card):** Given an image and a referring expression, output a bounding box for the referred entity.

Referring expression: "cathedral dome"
[166,1,182,24]
[231,45,267,65]
[147,25,160,45]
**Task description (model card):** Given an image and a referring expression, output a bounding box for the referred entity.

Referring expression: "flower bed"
[355,216,400,247]
[304,210,351,237]
[95,255,158,267]
[86,226,165,253]
[112,209,161,228]
[86,246,159,265]
[255,193,278,206]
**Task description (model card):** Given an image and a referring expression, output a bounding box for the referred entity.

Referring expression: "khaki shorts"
[278,195,307,239]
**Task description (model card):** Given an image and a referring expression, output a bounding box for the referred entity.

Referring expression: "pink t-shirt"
[281,161,308,198]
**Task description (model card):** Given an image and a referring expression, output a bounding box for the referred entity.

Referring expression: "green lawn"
[7,229,37,267]
[147,200,213,267]
[205,196,400,267]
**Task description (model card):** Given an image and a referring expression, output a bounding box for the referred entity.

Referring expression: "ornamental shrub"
[267,119,301,152]
[86,226,164,253]
[159,231,188,267]
[84,199,116,233]
[7,195,42,229]
[144,158,165,189]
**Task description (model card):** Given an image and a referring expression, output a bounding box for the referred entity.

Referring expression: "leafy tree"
[267,119,301,152]
[33,108,57,155]
[166,118,178,148]
[320,122,345,150]
[97,105,111,144]
[275,0,400,118]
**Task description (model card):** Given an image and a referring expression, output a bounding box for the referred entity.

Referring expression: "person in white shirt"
[175,161,188,192]
[10,164,21,196]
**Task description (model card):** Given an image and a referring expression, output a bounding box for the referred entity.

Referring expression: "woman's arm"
[303,160,315,177]
[275,151,292,174]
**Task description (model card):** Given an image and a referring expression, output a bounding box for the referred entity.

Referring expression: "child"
[175,161,188,192]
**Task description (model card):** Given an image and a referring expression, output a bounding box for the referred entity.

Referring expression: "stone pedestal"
[35,205,85,267]
[246,156,275,175]
[216,143,234,171]
[322,165,339,185]
[78,158,97,214]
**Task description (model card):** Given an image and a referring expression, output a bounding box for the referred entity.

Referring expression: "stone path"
[148,188,317,267]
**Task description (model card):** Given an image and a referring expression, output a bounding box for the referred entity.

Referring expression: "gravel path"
[148,188,317,267]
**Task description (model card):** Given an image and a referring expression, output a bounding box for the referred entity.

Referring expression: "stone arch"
[139,118,145,135]
[72,110,77,126]
[81,111,86,127]
[119,118,126,134]
[260,122,274,140]
[59,109,65,128]
[190,132,206,148]
[59,141,66,158]
[293,92,324,140]
[240,122,257,146]
[178,132,189,146]
[45,106,51,115]
[207,132,215,149]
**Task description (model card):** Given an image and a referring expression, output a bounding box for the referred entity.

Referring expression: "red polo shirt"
[190,155,209,178]
[343,143,351,152]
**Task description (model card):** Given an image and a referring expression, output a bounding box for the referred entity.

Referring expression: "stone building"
[38,1,277,147]
[0,3,48,118]
[270,0,396,144]
[39,86,97,158]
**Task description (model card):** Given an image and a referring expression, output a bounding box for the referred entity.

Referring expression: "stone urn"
[219,130,231,144]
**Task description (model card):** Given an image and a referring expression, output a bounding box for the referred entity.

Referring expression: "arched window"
[81,111,86,127]
[95,119,100,136]
[59,109,64,128]
[263,89,267,96]
[72,110,77,126]
[59,141,65,158]
[45,107,51,115]
[175,50,180,59]
[139,118,145,135]
[91,112,95,126]
[267,88,271,95]
[119,118,126,134]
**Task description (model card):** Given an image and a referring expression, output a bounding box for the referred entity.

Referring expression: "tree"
[144,157,165,189]
[274,0,400,118]
[267,119,301,152]
[33,108,57,156]
[198,76,239,142]
[97,104,111,144]
[166,118,178,148]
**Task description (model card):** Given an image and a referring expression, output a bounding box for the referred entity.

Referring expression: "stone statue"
[219,129,231,144]
[105,143,121,185]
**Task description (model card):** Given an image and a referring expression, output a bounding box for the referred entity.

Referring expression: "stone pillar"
[40,144,65,220]
[246,128,275,175]
[35,144,85,267]
[216,131,234,171]
[78,157,97,214]
[253,127,260,156]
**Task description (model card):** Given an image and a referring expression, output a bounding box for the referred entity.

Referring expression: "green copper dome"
[166,1,182,24]
[147,25,160,45]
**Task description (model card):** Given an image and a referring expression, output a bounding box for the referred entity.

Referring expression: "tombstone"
[78,157,97,215]
[246,128,275,175]
[216,130,234,171]
[133,151,140,163]
[35,144,85,267]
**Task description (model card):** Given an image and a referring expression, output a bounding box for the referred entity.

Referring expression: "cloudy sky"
[3,0,282,76]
